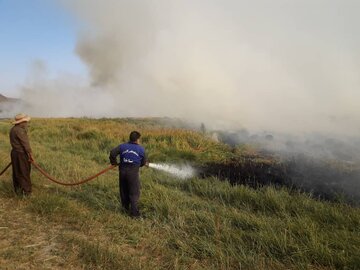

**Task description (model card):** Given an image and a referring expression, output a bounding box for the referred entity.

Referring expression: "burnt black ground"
[199,154,360,205]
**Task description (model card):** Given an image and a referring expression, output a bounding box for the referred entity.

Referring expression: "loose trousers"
[119,166,140,217]
[11,150,31,195]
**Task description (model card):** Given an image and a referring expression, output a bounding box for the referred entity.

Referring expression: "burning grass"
[0,118,359,269]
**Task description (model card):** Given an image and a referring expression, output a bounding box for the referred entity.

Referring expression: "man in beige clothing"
[9,114,33,195]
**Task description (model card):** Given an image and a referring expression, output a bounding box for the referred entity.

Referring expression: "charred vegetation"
[199,153,360,204]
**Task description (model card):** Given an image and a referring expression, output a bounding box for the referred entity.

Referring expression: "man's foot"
[120,205,129,214]
[130,210,141,218]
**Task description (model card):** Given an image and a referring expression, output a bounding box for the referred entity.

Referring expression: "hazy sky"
[1,0,359,135]
[0,0,86,96]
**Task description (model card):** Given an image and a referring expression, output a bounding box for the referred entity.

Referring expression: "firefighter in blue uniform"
[109,131,147,217]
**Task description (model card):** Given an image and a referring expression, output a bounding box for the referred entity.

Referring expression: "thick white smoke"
[4,0,360,136]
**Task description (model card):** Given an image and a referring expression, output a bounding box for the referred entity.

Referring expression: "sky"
[0,0,359,136]
[0,0,86,96]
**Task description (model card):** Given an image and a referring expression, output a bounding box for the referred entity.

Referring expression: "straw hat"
[13,113,31,125]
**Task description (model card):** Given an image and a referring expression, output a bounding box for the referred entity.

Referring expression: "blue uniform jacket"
[110,142,146,167]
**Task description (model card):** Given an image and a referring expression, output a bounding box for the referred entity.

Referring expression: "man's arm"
[109,146,120,165]
[140,148,147,167]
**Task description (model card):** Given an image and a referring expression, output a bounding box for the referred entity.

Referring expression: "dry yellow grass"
[0,118,359,269]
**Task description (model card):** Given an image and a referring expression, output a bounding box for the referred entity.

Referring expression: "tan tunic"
[9,122,32,195]
[10,123,32,154]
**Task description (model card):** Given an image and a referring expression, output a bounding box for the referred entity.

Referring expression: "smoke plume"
[3,0,359,136]
[66,0,360,134]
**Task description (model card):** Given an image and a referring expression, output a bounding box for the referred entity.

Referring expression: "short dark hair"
[129,131,141,142]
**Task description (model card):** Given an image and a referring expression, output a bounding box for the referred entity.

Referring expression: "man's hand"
[28,153,34,162]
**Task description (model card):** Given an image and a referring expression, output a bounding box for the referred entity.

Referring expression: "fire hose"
[0,162,12,176]
[0,160,117,186]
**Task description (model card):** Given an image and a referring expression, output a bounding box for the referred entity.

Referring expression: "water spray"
[148,163,196,179]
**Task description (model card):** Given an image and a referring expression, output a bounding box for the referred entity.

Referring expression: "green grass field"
[0,118,359,269]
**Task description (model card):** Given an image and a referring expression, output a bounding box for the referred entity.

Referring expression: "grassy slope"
[0,118,359,270]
